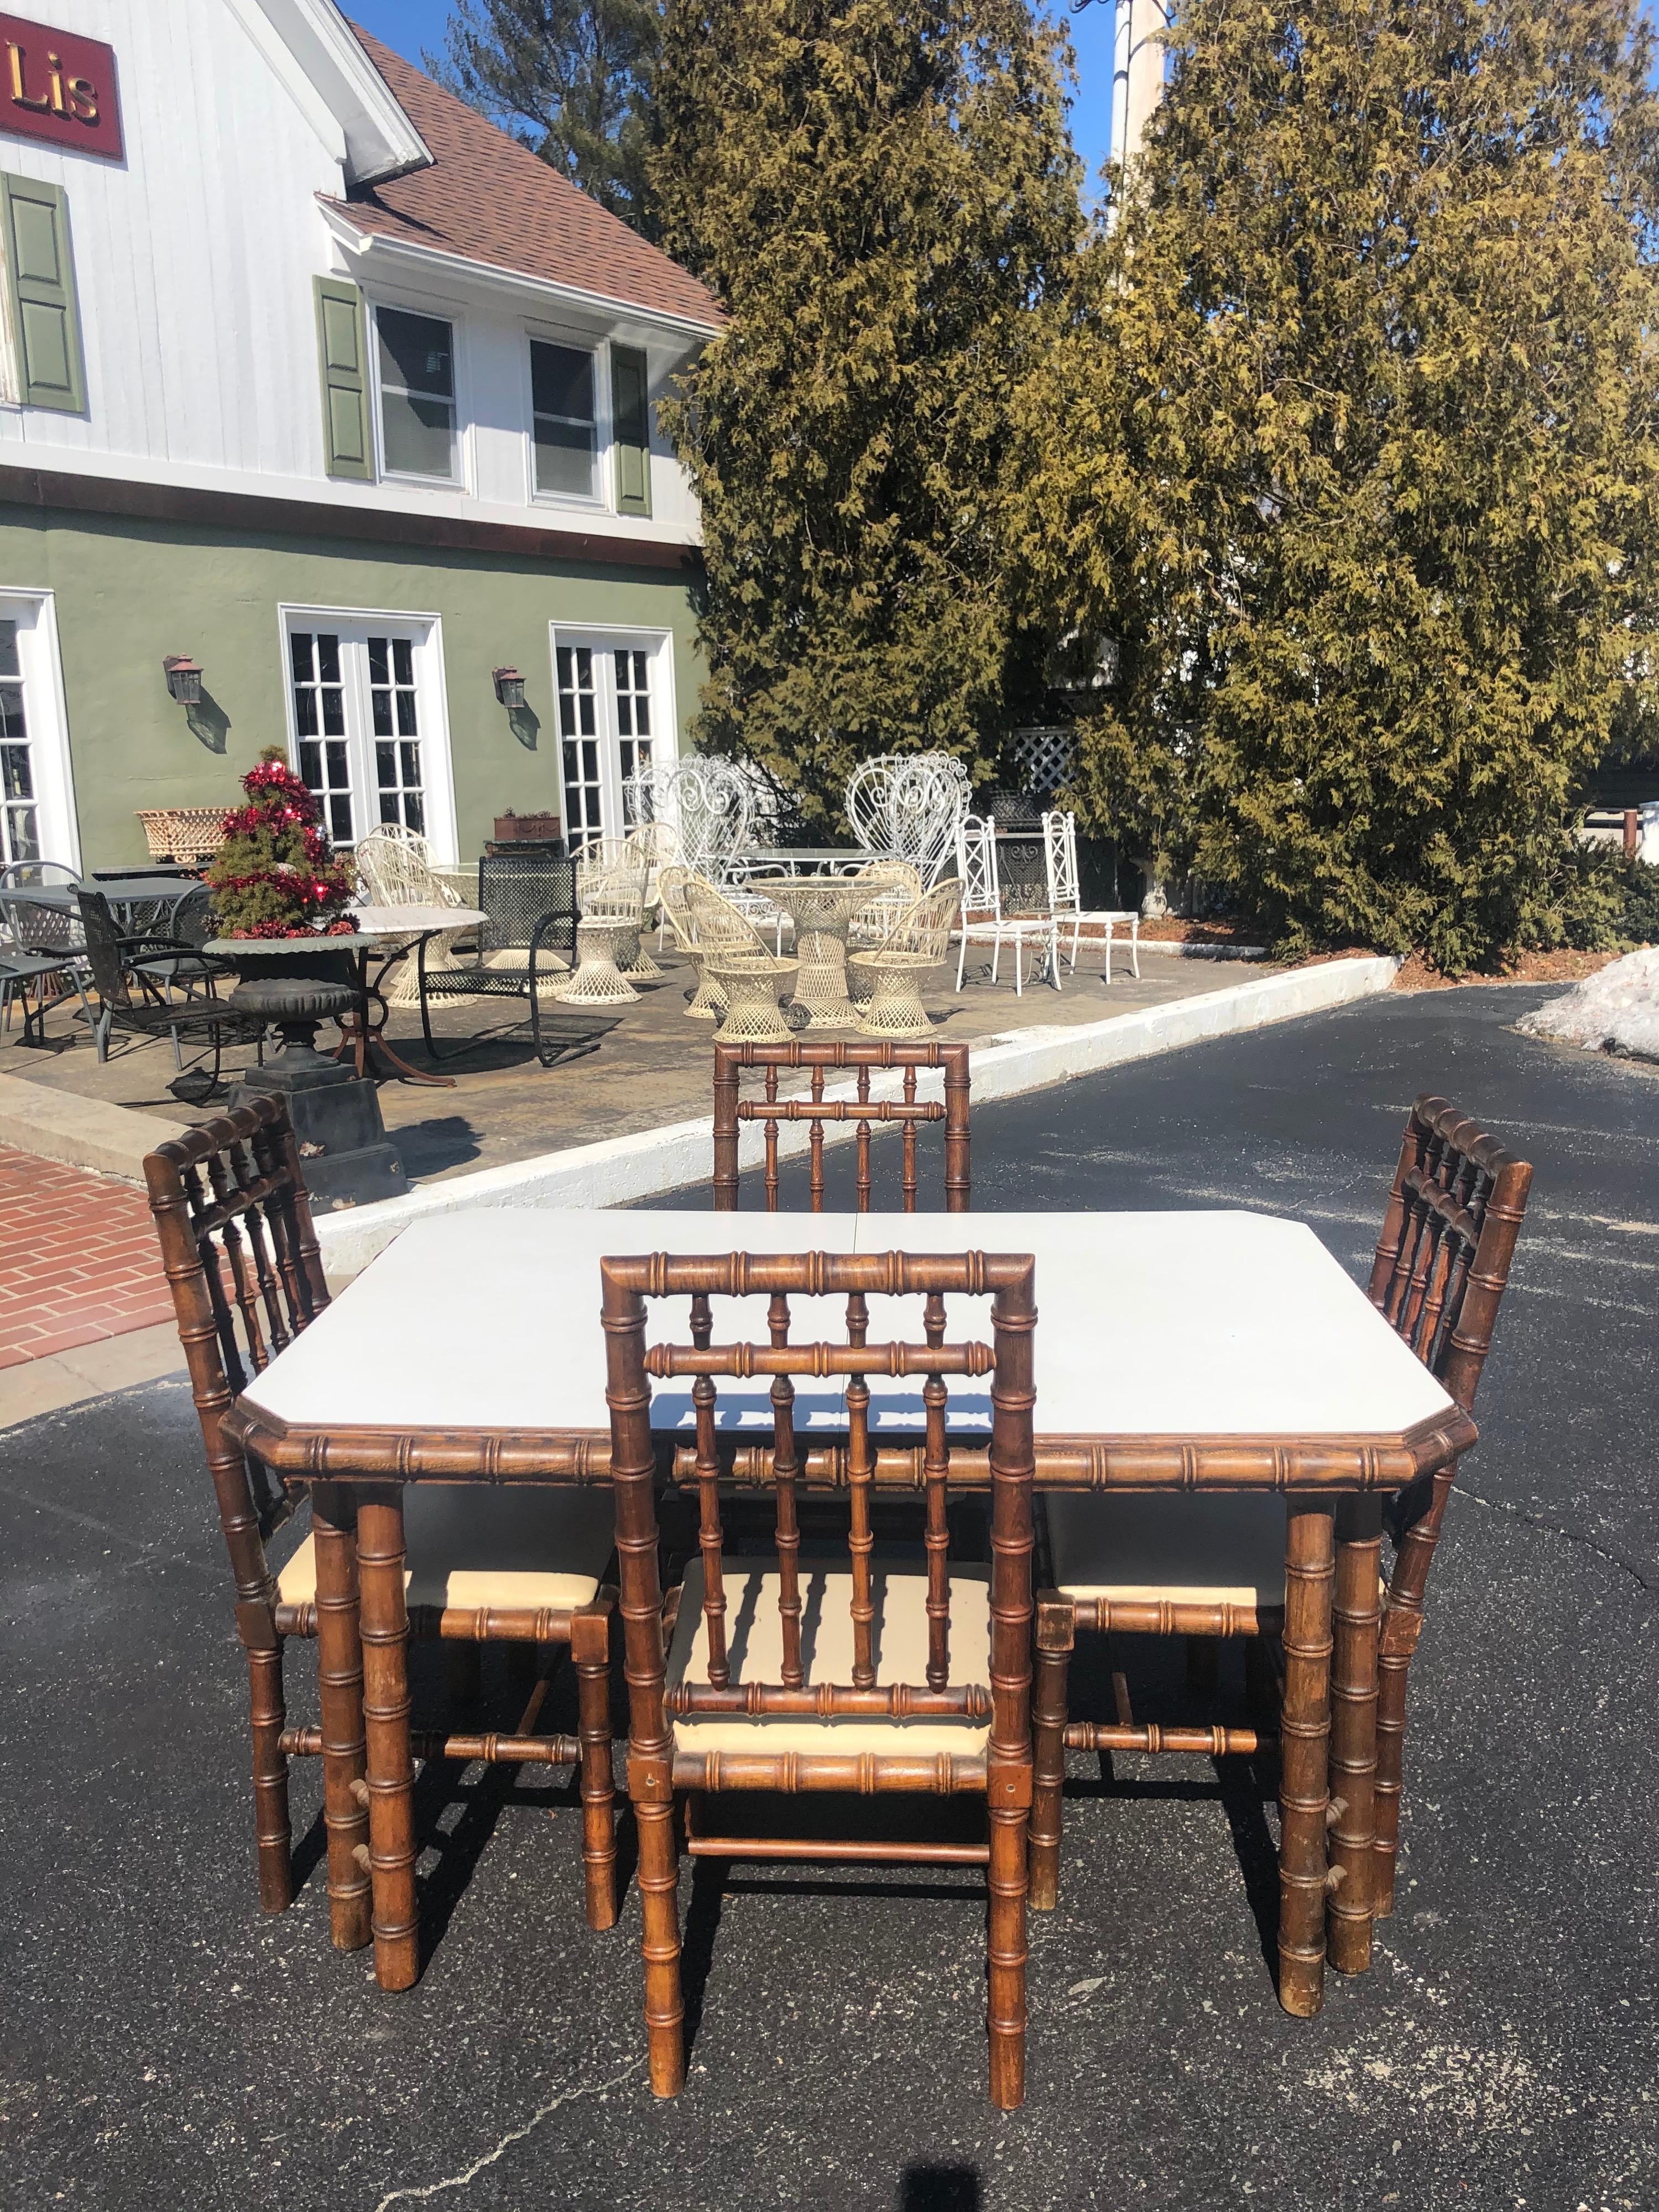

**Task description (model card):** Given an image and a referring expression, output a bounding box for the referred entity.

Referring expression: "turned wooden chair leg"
[1328,1496,1383,1974]
[1374,1463,1456,1918]
[357,1485,419,1992]
[1030,1595,1073,1912]
[631,1761,685,2095]
[243,1618,293,1913]
[987,1773,1030,2111]
[1277,1503,1335,2017]
[572,1594,618,1932]
[311,1484,372,1950]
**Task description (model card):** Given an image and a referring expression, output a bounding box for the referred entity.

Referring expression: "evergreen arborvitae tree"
[426,0,660,233]
[207,749,358,940]
[1013,0,1659,969]
[651,0,1081,830]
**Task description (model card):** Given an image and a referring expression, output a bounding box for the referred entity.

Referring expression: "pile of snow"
[1517,947,1659,1062]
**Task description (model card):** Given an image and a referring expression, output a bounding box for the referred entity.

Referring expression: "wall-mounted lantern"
[162,654,204,706]
[492,666,526,709]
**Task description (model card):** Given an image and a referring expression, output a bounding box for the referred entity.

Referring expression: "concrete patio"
[0,940,1278,1186]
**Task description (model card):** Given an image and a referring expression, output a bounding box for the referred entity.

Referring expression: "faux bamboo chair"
[1031,1095,1531,1976]
[711,1037,971,1211]
[601,1246,1039,2106]
[143,1097,620,1948]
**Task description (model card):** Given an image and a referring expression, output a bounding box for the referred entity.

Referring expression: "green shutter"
[611,344,652,517]
[313,275,372,480]
[1,175,85,414]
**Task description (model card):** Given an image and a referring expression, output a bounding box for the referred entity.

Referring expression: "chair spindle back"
[1367,1093,1532,1411]
[602,1249,1036,1724]
[144,1098,329,1584]
[711,1038,971,1213]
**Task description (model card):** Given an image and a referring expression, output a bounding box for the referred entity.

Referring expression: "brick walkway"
[0,1146,173,1368]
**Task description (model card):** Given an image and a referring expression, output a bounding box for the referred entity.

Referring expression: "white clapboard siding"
[0,0,702,544]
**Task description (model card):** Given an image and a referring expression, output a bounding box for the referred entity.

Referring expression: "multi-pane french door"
[0,617,40,867]
[286,618,448,854]
[0,593,75,872]
[554,633,665,852]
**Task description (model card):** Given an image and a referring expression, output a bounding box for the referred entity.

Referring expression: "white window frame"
[276,604,459,865]
[549,623,677,849]
[523,326,613,512]
[0,586,78,872]
[368,299,471,492]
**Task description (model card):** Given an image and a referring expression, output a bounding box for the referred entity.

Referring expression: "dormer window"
[530,340,598,500]
[375,306,457,481]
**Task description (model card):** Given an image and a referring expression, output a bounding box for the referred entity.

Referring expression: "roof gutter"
[316,201,724,342]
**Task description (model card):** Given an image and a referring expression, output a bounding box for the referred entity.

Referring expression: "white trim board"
[314,954,1401,1273]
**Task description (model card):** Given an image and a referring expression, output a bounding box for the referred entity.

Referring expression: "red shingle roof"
[324,27,721,332]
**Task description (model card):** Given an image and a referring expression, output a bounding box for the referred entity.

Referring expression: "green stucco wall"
[0,505,703,869]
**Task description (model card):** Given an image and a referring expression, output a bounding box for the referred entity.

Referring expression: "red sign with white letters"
[0,13,122,161]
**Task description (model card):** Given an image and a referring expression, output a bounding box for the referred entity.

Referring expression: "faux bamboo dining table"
[225,1206,1475,2010]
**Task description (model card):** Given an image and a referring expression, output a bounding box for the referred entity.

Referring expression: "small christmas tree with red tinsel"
[207,747,358,938]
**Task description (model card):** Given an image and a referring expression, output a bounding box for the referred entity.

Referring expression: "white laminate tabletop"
[242,1207,1455,1443]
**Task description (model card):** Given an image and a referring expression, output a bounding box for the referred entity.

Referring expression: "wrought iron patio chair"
[711,1037,971,1211]
[602,1244,1037,2106]
[75,889,262,1099]
[0,880,86,1042]
[416,852,587,1067]
[143,1097,619,1945]
[1030,1095,1532,1973]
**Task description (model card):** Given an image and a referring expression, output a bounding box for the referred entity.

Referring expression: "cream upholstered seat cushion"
[1045,1493,1287,1607]
[275,1484,615,1612]
[667,1557,992,1755]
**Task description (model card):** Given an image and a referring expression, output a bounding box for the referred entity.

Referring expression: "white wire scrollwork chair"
[844,753,972,888]
[1041,811,1140,984]
[953,815,1060,997]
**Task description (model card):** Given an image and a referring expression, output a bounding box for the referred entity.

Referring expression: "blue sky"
[348,2,1120,189]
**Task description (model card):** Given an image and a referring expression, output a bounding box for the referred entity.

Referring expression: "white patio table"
[226,1206,1473,2012]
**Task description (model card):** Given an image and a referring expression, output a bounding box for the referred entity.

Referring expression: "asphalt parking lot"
[3,980,1655,2210]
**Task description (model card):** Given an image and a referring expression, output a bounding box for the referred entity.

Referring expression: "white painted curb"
[314,955,1398,1272]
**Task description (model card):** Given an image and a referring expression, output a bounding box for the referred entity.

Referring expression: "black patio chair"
[0,883,90,1044]
[127,881,220,998]
[75,889,264,1102]
[417,853,591,1068]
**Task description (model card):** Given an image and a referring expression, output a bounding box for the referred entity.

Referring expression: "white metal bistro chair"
[953,815,1060,997]
[1041,811,1141,984]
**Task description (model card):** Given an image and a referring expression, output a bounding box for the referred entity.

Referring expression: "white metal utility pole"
[1105,0,1173,171]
